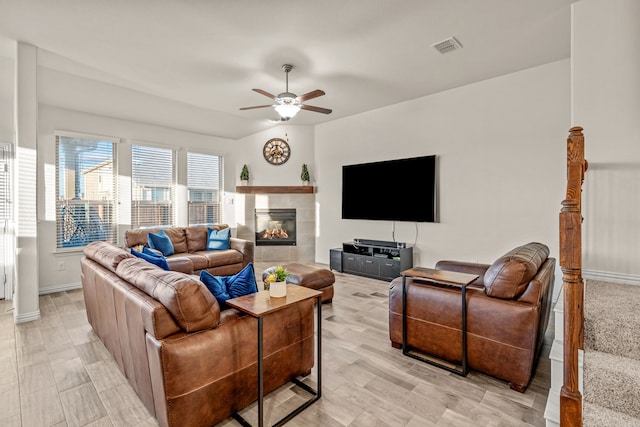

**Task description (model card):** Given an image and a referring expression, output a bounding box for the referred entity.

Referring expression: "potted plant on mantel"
[240,164,249,186]
[300,163,310,186]
[264,265,290,298]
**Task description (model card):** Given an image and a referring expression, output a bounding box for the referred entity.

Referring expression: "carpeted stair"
[583,279,640,426]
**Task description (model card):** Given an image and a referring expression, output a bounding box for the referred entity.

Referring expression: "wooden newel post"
[559,126,587,427]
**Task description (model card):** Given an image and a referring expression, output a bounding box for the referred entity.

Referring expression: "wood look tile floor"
[0,263,553,427]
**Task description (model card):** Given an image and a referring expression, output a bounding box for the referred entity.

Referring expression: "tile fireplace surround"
[236,192,315,263]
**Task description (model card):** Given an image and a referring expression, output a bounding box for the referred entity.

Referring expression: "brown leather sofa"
[81,241,314,427]
[124,225,253,276]
[389,242,555,392]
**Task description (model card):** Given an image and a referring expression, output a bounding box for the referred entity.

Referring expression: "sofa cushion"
[207,227,231,250]
[132,247,171,271]
[185,226,208,252]
[484,242,550,299]
[84,241,135,273]
[186,224,231,252]
[165,228,188,254]
[195,250,243,269]
[148,230,175,256]
[200,263,258,305]
[117,257,219,332]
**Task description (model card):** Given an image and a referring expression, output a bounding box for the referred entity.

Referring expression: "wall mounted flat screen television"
[342,155,436,222]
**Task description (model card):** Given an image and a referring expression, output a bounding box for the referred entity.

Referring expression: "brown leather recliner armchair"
[389,242,555,392]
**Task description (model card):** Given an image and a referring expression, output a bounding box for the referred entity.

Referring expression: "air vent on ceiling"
[432,37,462,54]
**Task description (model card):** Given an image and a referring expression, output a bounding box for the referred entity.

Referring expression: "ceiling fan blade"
[252,88,277,100]
[296,89,325,102]
[239,105,273,111]
[301,104,332,114]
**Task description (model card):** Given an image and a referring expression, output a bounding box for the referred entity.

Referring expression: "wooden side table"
[226,285,322,427]
[401,267,479,376]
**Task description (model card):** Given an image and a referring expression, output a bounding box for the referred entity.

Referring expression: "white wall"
[572,0,640,278]
[37,105,237,292]
[0,56,14,141]
[233,125,315,187]
[315,60,570,274]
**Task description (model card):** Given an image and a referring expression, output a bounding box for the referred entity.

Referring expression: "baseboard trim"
[15,310,40,324]
[583,269,640,285]
[39,282,82,295]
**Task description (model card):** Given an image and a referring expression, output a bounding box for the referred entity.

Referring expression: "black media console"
[329,240,413,281]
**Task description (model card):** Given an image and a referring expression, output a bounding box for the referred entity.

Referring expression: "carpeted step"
[584,401,640,427]
[584,349,640,419]
[584,280,640,360]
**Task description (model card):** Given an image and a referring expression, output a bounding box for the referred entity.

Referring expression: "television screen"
[342,155,436,222]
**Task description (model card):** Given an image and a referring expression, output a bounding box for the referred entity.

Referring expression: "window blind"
[56,136,117,248]
[131,144,175,228]
[187,152,222,225]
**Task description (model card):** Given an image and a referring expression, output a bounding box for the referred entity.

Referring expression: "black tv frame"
[341,155,436,223]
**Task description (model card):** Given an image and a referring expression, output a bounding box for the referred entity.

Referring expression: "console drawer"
[379,260,401,280]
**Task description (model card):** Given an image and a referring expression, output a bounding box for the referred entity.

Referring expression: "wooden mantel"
[235,185,315,194]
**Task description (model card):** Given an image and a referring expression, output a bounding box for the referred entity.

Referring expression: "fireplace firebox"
[255,208,296,246]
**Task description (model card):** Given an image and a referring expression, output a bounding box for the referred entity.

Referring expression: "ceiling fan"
[240,64,332,121]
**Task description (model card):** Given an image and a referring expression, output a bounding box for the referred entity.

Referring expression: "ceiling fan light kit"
[240,64,332,121]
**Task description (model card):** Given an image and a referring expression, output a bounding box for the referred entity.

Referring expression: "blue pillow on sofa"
[148,230,175,256]
[206,227,231,250]
[200,263,257,305]
[131,248,171,271]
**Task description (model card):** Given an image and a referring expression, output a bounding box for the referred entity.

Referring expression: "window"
[131,144,175,228]
[187,152,222,225]
[56,135,117,248]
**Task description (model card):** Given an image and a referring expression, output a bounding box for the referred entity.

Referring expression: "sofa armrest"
[230,238,254,267]
[435,260,491,287]
[166,257,194,275]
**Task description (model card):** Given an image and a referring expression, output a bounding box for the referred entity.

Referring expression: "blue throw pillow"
[206,227,231,250]
[226,263,258,298]
[131,248,171,271]
[200,263,258,305]
[148,230,175,256]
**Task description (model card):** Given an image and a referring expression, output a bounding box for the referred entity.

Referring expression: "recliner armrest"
[230,238,254,267]
[435,260,490,287]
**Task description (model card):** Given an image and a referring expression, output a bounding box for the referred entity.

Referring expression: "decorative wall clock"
[263,138,291,165]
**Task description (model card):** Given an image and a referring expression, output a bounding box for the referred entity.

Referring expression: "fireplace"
[255,208,296,246]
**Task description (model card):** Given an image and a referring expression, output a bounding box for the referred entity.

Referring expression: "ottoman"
[263,263,335,303]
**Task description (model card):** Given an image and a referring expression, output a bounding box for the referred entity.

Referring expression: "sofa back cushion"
[116,257,220,332]
[124,227,188,254]
[84,240,134,273]
[484,242,550,299]
[185,224,230,252]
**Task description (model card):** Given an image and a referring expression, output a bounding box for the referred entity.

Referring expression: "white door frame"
[0,141,13,300]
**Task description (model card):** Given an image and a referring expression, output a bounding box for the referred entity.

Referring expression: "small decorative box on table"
[226,285,322,427]
[401,267,479,376]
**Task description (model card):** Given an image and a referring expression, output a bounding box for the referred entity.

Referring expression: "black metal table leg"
[258,317,264,427]
[461,285,468,375]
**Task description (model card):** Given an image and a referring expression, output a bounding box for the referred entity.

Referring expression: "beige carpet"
[583,279,640,426]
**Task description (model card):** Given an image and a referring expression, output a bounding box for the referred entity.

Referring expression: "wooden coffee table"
[400,267,479,376]
[226,285,322,427]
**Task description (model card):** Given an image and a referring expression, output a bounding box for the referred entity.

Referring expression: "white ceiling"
[0,0,574,139]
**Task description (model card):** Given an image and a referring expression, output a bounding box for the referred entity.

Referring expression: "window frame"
[187,151,224,226]
[54,131,119,250]
[130,141,177,229]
